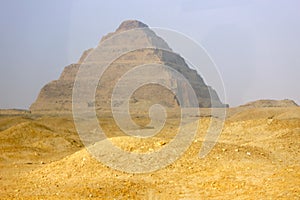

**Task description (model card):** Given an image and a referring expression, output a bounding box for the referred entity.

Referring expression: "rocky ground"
[0,107,299,199]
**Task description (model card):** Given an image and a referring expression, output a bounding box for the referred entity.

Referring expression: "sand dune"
[0,107,299,199]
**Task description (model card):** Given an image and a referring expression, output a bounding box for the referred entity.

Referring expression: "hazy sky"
[0,0,299,109]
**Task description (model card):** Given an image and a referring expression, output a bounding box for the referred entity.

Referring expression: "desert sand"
[0,106,299,199]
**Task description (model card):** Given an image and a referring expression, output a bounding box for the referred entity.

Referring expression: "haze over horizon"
[1,0,299,109]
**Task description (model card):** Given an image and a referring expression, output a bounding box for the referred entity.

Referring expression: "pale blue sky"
[0,0,299,109]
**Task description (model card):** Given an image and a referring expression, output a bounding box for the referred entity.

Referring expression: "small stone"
[156,141,166,146]
[246,152,251,156]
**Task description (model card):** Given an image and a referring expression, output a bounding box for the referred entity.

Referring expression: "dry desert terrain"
[0,107,299,199]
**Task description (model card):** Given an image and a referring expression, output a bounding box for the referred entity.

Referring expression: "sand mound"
[240,99,298,108]
[0,121,77,149]
[0,115,32,131]
[1,113,299,199]
[16,135,272,199]
[0,118,82,167]
[228,107,300,121]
